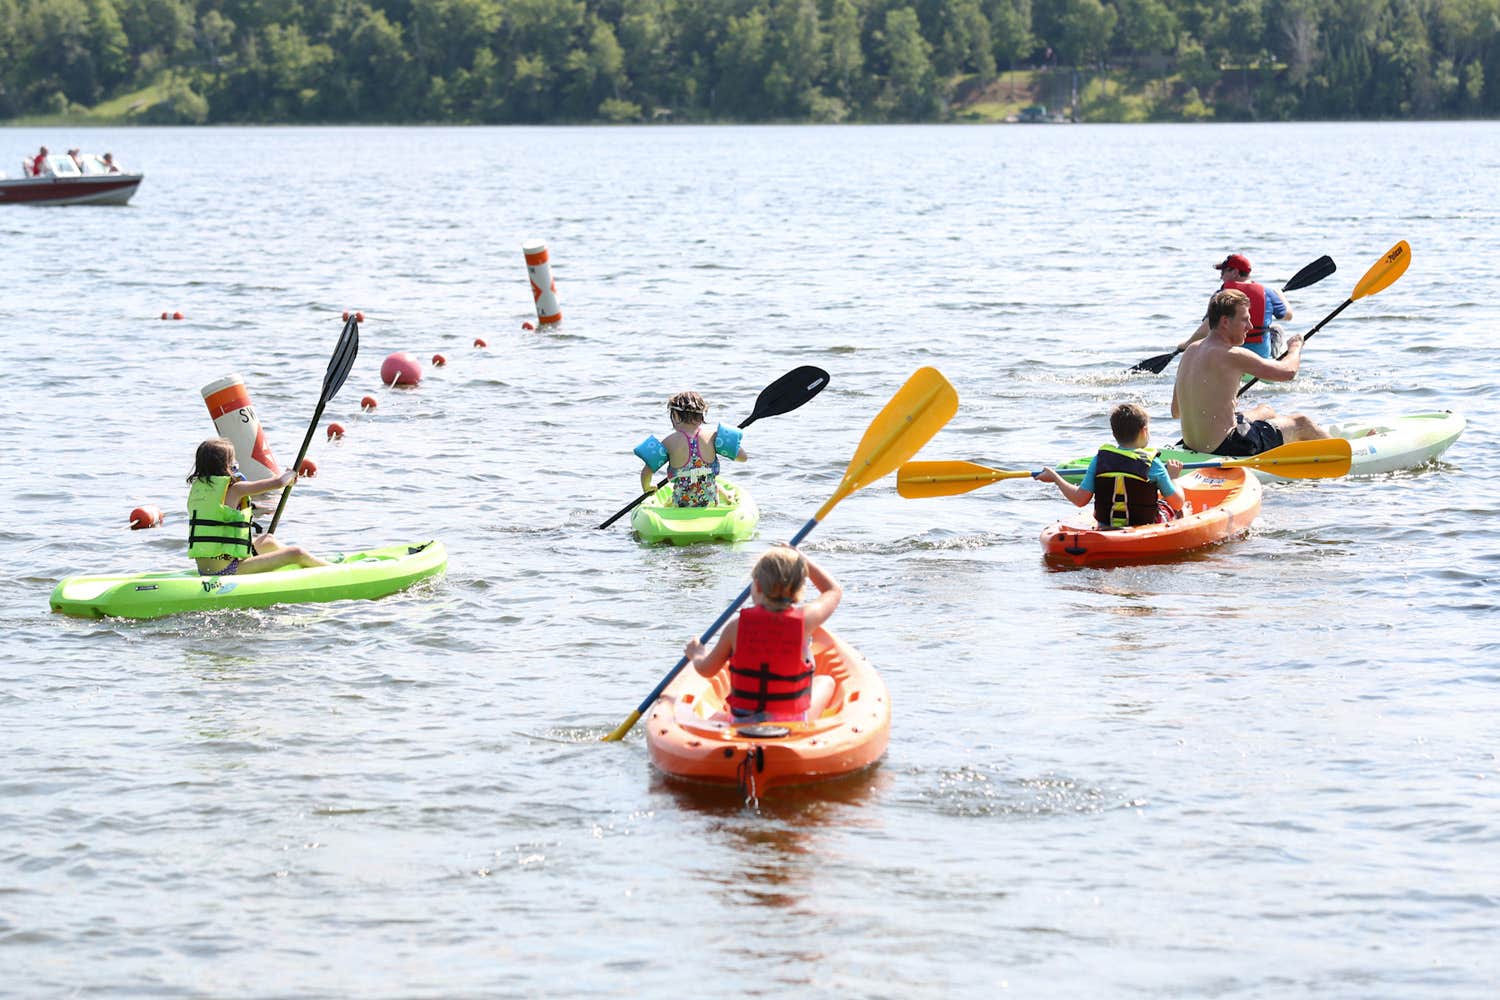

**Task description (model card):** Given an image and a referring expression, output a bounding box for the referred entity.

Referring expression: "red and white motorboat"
[1,153,143,206]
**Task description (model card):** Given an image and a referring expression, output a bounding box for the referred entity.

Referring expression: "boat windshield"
[46,155,82,177]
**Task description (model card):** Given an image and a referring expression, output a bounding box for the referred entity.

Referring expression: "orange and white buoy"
[201,375,282,480]
[523,240,561,326]
[129,505,163,530]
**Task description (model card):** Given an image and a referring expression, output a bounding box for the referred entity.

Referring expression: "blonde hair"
[667,391,708,424]
[752,547,807,612]
[187,438,235,482]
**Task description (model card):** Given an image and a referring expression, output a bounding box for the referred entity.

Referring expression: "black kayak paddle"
[267,313,360,533]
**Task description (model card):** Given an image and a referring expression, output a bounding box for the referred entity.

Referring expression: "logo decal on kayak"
[134,585,159,592]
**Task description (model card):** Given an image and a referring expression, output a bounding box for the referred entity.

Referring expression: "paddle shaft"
[601,516,819,741]
[266,399,326,534]
[597,412,759,530]
[1236,297,1352,398]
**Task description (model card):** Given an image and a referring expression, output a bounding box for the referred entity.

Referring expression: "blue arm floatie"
[634,435,669,472]
[714,424,744,459]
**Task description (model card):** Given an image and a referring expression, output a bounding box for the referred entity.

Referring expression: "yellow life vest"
[187,476,253,559]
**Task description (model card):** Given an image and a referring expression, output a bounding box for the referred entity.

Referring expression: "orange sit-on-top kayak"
[1040,467,1263,567]
[646,625,890,792]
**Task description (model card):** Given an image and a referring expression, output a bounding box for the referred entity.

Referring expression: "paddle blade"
[897,461,1032,498]
[1222,438,1353,478]
[1282,254,1336,292]
[816,368,958,519]
[1352,241,1410,301]
[742,365,830,427]
[1129,348,1179,375]
[322,314,360,402]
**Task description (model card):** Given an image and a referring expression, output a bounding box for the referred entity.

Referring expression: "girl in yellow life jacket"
[186,438,329,577]
[683,545,838,723]
[1037,403,1185,527]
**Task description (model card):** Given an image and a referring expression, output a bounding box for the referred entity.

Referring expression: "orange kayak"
[1040,467,1263,566]
[645,625,890,793]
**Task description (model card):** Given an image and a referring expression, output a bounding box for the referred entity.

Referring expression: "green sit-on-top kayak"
[1056,411,1464,484]
[631,480,759,545]
[49,540,447,620]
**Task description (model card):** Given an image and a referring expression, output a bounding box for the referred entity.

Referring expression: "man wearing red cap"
[1172,289,1327,456]
[1176,253,1293,361]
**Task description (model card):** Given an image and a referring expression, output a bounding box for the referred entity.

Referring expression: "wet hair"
[667,390,708,424]
[1110,403,1150,445]
[187,438,235,482]
[1208,288,1250,329]
[751,547,807,612]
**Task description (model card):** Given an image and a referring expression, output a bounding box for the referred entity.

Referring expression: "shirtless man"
[1172,288,1328,456]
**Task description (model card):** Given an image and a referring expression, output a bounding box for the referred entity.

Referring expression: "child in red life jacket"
[1037,403,1185,528]
[683,545,839,723]
[633,390,748,508]
[186,438,329,577]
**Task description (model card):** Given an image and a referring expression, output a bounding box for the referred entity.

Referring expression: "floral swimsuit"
[669,431,720,508]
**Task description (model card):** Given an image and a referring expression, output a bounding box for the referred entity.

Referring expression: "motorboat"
[1,153,143,206]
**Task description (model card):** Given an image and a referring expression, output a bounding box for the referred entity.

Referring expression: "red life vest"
[1220,280,1270,344]
[727,605,814,720]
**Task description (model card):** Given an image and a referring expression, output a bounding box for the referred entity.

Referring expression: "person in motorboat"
[1172,289,1329,456]
[633,390,747,508]
[67,148,83,171]
[187,438,328,577]
[1038,403,1185,527]
[683,545,839,724]
[1176,253,1293,361]
[30,146,49,176]
[102,152,121,173]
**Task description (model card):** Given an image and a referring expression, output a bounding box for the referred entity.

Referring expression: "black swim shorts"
[1213,413,1285,457]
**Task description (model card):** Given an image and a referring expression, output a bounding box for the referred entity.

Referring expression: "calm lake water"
[2,122,1497,997]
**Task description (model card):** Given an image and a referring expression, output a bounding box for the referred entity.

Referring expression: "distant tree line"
[3,0,1500,123]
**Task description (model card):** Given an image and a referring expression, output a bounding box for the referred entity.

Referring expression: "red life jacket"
[727,605,814,720]
[1220,280,1270,345]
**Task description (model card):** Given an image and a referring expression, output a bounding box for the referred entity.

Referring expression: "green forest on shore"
[5,0,1500,126]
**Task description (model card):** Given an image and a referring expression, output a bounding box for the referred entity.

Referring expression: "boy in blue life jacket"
[1038,404,1185,527]
[633,391,748,508]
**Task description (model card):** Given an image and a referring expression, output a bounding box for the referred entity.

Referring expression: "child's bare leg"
[237,545,329,574]
[806,675,835,719]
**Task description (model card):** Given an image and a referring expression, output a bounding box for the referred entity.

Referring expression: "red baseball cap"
[1214,253,1252,274]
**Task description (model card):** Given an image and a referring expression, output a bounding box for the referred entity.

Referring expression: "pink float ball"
[380,351,423,387]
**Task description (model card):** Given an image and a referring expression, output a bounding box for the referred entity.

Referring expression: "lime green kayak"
[631,480,759,545]
[1057,411,1464,483]
[50,540,447,619]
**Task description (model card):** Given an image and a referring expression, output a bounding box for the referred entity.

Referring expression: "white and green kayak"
[631,480,759,545]
[50,540,447,619]
[1058,411,1464,483]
